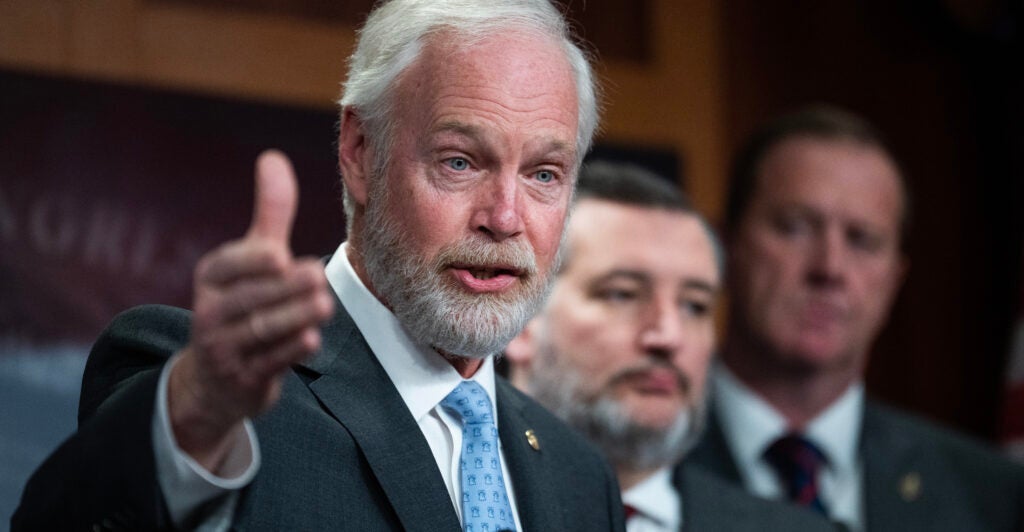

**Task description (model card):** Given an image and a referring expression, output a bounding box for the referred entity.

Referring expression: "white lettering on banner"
[83,203,130,270]
[29,195,77,255]
[0,183,211,284]
[81,205,166,277]
[128,216,159,276]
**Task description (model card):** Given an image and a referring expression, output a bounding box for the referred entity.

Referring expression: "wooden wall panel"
[599,0,726,216]
[0,0,70,71]
[0,0,726,211]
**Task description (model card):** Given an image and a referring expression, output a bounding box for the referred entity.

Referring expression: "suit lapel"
[688,407,745,483]
[861,402,932,532]
[496,379,567,531]
[675,464,715,531]
[300,305,461,532]
[675,463,755,531]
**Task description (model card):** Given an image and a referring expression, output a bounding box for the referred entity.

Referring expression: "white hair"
[338,0,601,229]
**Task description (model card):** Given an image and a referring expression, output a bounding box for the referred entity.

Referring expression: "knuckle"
[194,255,214,282]
[301,329,322,352]
[255,244,289,273]
[192,299,218,325]
[313,292,334,318]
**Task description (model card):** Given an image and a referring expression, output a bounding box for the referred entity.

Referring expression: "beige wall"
[0,0,726,215]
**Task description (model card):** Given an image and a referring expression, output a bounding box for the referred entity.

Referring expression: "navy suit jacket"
[13,304,626,531]
[688,399,1024,532]
[675,462,838,531]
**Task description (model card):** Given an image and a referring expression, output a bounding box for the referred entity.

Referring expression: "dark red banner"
[0,69,347,345]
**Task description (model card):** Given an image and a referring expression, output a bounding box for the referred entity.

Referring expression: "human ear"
[338,107,371,207]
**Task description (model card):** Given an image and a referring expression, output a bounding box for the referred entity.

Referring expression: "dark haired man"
[689,105,1024,532]
[509,160,835,531]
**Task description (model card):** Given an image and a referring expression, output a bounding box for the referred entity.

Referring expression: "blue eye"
[535,170,555,183]
[446,157,470,171]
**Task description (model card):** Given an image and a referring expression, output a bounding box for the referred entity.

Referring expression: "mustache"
[604,359,691,396]
[432,237,538,276]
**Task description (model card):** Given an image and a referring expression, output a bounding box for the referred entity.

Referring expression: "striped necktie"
[764,433,829,515]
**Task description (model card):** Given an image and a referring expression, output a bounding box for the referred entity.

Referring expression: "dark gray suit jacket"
[688,399,1024,532]
[675,462,838,531]
[13,304,626,531]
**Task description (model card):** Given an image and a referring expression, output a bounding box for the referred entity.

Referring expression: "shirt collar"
[713,362,787,476]
[622,467,680,528]
[805,380,862,474]
[324,243,499,423]
[712,362,863,475]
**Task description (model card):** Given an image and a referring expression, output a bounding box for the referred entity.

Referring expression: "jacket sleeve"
[12,304,189,531]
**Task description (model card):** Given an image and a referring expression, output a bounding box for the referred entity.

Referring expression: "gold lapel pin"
[899,472,921,502]
[525,429,540,451]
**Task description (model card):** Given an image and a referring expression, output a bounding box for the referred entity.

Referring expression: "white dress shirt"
[712,362,864,531]
[152,242,522,530]
[622,467,681,532]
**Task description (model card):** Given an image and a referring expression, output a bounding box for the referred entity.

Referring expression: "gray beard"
[360,175,558,359]
[530,350,707,472]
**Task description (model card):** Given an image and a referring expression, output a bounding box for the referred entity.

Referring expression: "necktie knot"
[442,381,495,426]
[764,433,829,515]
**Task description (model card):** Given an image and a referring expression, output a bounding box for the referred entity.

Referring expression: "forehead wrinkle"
[429,109,576,166]
[404,34,579,160]
[433,93,576,135]
[430,120,484,141]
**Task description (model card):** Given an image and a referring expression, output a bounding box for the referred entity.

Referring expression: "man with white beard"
[507,160,835,531]
[12,1,624,530]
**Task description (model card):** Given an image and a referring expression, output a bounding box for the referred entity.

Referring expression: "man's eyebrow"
[534,138,576,165]
[592,269,649,284]
[432,121,574,156]
[683,279,718,294]
[431,121,485,140]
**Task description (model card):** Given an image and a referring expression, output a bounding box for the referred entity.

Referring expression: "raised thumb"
[247,149,298,245]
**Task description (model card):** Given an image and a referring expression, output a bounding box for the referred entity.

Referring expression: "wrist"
[167,350,243,471]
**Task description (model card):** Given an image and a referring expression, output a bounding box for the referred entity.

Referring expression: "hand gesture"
[168,150,334,469]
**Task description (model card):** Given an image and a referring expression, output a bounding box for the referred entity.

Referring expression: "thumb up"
[247,149,298,245]
[169,149,333,469]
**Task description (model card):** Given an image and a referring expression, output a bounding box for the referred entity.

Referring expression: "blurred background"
[1,0,1022,528]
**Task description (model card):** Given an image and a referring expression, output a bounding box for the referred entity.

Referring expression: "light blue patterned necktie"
[441,380,517,532]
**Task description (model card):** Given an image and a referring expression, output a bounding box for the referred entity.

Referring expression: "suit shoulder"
[80,304,191,422]
[93,304,192,354]
[865,400,1024,482]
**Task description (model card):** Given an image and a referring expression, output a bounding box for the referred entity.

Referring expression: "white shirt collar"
[622,467,680,530]
[323,242,499,423]
[805,379,862,474]
[713,362,862,477]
